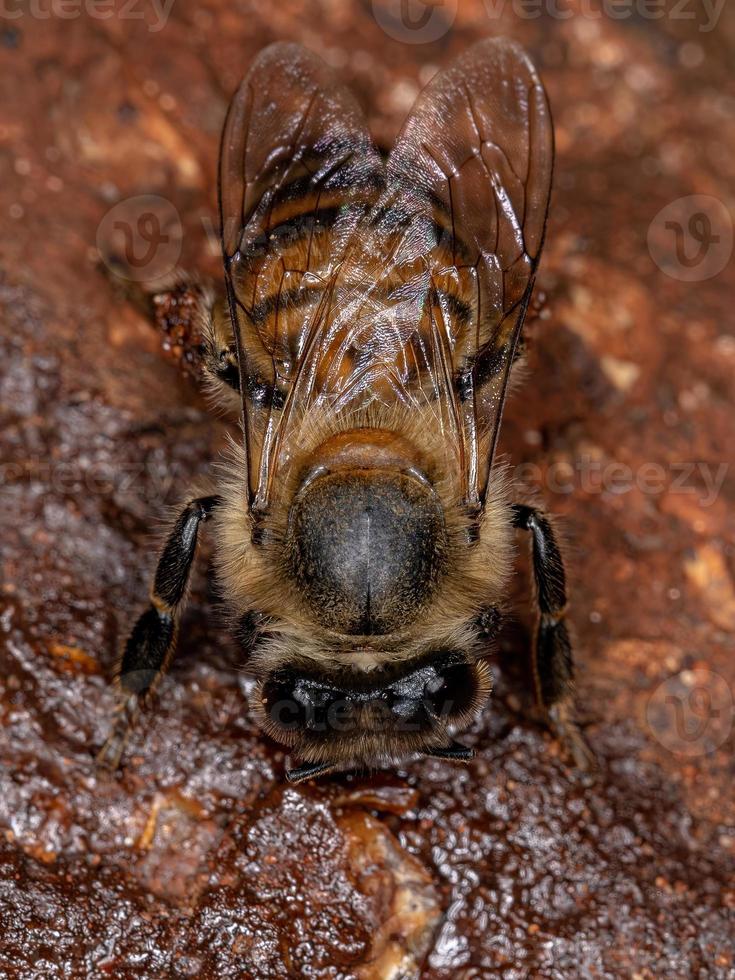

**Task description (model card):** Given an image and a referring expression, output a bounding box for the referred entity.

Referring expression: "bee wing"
[218,42,385,512]
[281,38,553,511]
[385,37,554,508]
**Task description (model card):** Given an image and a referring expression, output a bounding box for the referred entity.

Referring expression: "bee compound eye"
[424,672,446,696]
[423,662,478,720]
[261,673,357,735]
[260,673,306,732]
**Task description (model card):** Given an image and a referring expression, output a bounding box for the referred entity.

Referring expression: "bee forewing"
[384,37,554,505]
[218,42,385,509]
[218,39,553,514]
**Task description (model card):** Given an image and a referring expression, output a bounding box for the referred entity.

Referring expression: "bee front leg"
[511,504,596,771]
[96,494,221,771]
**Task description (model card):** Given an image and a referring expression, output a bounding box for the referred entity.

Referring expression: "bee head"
[254,650,491,771]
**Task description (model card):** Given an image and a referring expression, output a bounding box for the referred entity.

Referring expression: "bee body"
[98,39,594,780]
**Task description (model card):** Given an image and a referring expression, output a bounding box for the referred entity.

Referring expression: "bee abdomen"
[286,470,447,636]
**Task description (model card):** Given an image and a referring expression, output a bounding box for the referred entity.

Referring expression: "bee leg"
[103,268,240,406]
[148,277,215,380]
[199,300,241,398]
[96,494,221,771]
[425,741,474,762]
[285,761,337,783]
[511,504,596,771]
[102,266,215,380]
[146,281,242,408]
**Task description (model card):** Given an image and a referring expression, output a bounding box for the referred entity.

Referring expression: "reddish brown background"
[0,1,733,977]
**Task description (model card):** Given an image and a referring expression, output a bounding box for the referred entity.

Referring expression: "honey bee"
[98,38,593,781]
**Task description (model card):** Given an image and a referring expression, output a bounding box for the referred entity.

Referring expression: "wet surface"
[1,2,734,977]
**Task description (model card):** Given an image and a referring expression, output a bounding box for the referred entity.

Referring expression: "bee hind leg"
[285,761,338,784]
[198,298,242,406]
[96,494,221,771]
[103,264,241,407]
[511,504,596,771]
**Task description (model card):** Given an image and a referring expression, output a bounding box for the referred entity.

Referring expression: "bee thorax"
[285,469,447,636]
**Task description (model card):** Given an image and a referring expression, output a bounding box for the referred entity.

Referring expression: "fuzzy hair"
[197,295,243,419]
[211,399,515,676]
[250,656,494,768]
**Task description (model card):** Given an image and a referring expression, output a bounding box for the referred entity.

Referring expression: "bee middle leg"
[511,503,595,770]
[96,494,221,771]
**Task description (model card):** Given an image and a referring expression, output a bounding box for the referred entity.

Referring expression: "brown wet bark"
[0,2,733,977]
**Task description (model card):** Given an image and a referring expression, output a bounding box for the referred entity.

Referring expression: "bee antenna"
[425,741,474,762]
[285,761,336,783]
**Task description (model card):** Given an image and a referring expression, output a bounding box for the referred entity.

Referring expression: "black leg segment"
[512,503,594,769]
[285,761,336,784]
[425,740,474,762]
[151,496,220,609]
[97,494,220,770]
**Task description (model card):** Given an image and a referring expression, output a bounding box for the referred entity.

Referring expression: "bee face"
[255,651,492,765]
